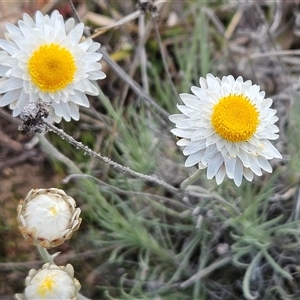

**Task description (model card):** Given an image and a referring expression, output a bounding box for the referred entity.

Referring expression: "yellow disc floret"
[49,205,58,217]
[211,94,259,142]
[37,276,55,297]
[28,43,76,92]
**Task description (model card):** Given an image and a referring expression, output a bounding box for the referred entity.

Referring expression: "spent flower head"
[0,10,106,123]
[17,188,82,248]
[169,73,282,186]
[15,263,81,300]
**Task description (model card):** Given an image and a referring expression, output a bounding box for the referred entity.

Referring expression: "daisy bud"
[15,263,81,300]
[17,188,82,248]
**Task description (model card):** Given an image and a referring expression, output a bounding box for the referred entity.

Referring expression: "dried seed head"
[18,101,50,134]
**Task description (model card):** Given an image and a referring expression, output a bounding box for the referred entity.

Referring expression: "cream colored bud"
[17,188,82,248]
[15,263,81,300]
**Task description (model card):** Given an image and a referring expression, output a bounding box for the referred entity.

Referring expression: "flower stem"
[37,246,55,265]
[41,118,179,194]
[98,47,169,119]
[180,169,204,190]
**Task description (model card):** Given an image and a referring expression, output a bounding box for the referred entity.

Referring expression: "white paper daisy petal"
[69,102,80,121]
[206,73,221,92]
[185,151,203,167]
[257,156,272,173]
[72,91,90,107]
[207,153,223,179]
[171,128,194,139]
[68,24,84,44]
[0,40,18,56]
[87,70,106,80]
[233,159,244,186]
[191,86,207,101]
[177,139,190,147]
[23,13,35,27]
[65,18,75,34]
[87,42,101,52]
[0,88,21,106]
[0,65,11,76]
[180,93,201,108]
[224,158,237,179]
[169,114,187,123]
[243,167,254,182]
[183,140,206,155]
[215,165,226,184]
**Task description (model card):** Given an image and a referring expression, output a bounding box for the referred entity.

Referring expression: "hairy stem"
[37,246,55,265]
[42,118,179,194]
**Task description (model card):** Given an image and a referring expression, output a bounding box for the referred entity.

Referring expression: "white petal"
[180,93,200,108]
[72,91,90,107]
[257,156,272,173]
[215,165,226,184]
[6,23,22,36]
[191,86,207,101]
[69,102,80,120]
[224,158,237,179]
[185,151,203,167]
[243,168,254,181]
[177,139,190,146]
[206,74,221,92]
[183,140,206,155]
[0,40,18,56]
[87,70,106,80]
[0,89,21,106]
[0,65,11,76]
[171,128,194,139]
[65,18,75,34]
[87,42,100,52]
[247,155,263,176]
[68,23,84,44]
[169,113,187,123]
[0,77,23,93]
[23,13,35,27]
[233,159,244,186]
[207,153,224,179]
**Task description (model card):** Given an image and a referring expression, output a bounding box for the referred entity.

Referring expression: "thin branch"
[63,173,190,209]
[68,0,81,24]
[42,118,179,194]
[98,47,170,119]
[139,13,149,93]
[69,0,170,121]
[151,13,180,102]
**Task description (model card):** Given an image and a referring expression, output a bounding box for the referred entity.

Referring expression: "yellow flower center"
[49,205,58,217]
[211,94,259,142]
[28,43,76,92]
[37,276,55,297]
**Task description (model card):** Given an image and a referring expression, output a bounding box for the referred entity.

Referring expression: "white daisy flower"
[0,10,106,123]
[17,188,82,248]
[15,263,81,300]
[169,73,282,186]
